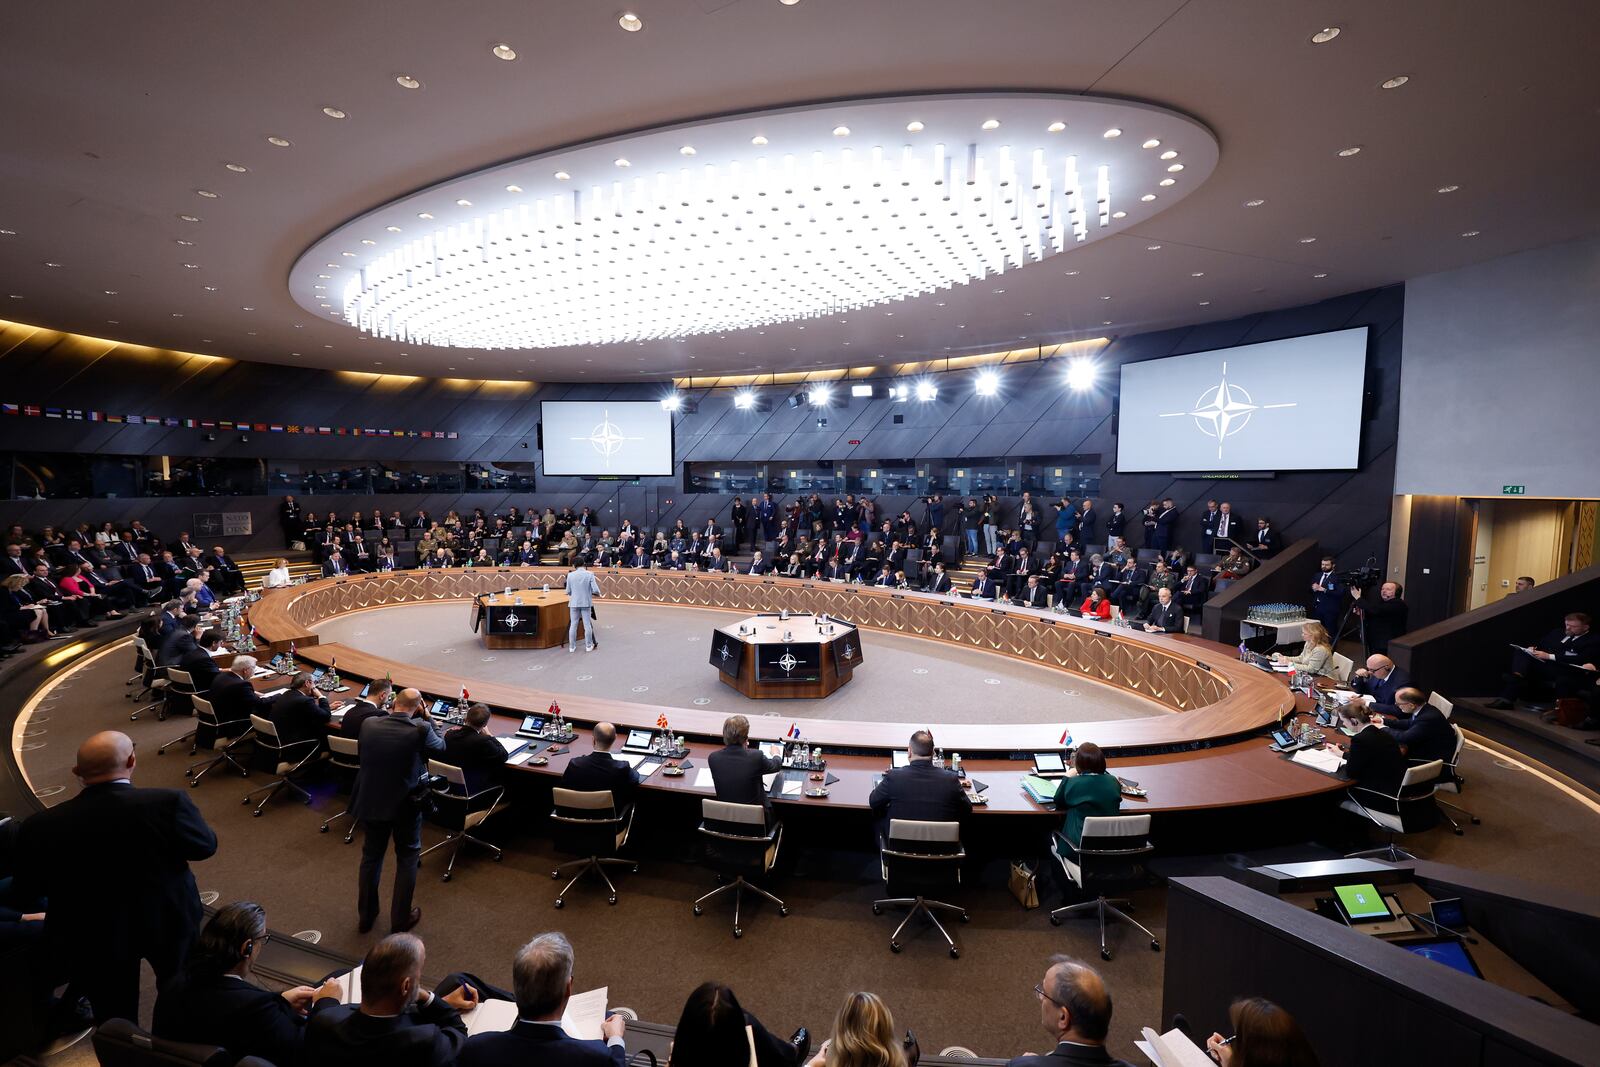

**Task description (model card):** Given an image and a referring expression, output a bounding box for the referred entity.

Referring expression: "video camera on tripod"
[1337,555,1383,594]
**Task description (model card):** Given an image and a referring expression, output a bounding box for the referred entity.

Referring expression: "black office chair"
[693,799,787,938]
[91,1018,273,1067]
[318,734,362,841]
[421,759,504,881]
[1049,814,1161,961]
[240,714,321,816]
[154,669,202,755]
[182,695,252,787]
[874,819,968,958]
[1341,759,1444,861]
[549,787,637,906]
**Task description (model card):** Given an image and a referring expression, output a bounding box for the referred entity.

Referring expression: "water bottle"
[542,581,550,594]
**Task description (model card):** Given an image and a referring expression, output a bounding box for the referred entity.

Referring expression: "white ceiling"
[1,0,1597,381]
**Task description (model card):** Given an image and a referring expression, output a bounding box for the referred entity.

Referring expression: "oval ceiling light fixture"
[1102,127,1122,138]
[906,121,924,132]
[395,74,422,90]
[266,135,291,147]
[618,11,643,31]
[322,106,348,119]
[492,42,517,60]
[1437,184,1459,193]
[290,91,1218,351]
[1243,198,1266,207]
[1310,26,1341,43]
[1381,75,1410,89]
[224,162,248,173]
[980,118,1000,130]
[1337,145,1362,157]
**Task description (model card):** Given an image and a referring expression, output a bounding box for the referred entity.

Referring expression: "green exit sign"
[1502,485,1526,495]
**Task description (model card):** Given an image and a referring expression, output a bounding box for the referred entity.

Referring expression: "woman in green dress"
[1053,742,1122,860]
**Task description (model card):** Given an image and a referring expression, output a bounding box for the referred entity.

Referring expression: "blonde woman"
[4,573,55,639]
[1273,620,1334,676]
[262,558,292,590]
[806,992,907,1067]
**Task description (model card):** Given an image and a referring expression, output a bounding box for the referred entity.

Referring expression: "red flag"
[656,713,670,729]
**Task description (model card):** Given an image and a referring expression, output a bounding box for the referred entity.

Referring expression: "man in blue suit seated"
[456,931,627,1067]
[1350,654,1412,716]
[1377,687,1455,764]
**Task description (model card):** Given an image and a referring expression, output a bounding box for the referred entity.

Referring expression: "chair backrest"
[428,759,468,788]
[248,713,279,742]
[91,1017,227,1067]
[166,667,196,692]
[883,819,962,891]
[1399,759,1445,797]
[1448,724,1467,765]
[133,636,151,656]
[703,798,768,835]
[328,734,361,759]
[191,695,216,723]
[1428,691,1454,718]
[553,787,617,817]
[1329,653,1355,683]
[1073,814,1154,889]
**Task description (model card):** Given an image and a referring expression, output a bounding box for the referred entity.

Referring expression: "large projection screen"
[1116,327,1368,472]
[540,401,675,477]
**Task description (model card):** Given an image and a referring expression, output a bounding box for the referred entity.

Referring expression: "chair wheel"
[733,927,743,938]
[1150,940,1161,952]
[551,870,561,880]
[252,810,263,817]
[890,941,902,953]
[320,824,330,833]
[779,906,789,917]
[608,895,618,905]
[872,904,882,915]
[1050,914,1062,926]
[959,912,970,923]
[157,749,166,756]
[631,864,639,873]
[183,769,193,778]
[554,898,564,909]
[950,947,960,959]
[241,797,249,805]
[1452,827,1464,836]
[443,872,453,882]
[493,853,502,862]
[1100,948,1112,961]
[1470,817,1481,825]
[693,905,703,916]
[190,780,200,788]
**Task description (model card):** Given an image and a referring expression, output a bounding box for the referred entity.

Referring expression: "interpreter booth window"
[684,464,767,494]
[842,462,930,495]
[945,461,1018,496]
[1020,456,1102,496]
[464,464,536,492]
[768,463,837,494]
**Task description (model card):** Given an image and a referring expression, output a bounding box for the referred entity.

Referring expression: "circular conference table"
[247,567,1343,816]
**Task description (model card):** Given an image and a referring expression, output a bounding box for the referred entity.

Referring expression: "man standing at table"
[353,689,445,934]
[565,558,600,653]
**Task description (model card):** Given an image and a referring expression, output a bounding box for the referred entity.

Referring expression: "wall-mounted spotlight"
[660,392,683,412]
[734,390,757,410]
[850,383,875,398]
[807,384,831,407]
[914,380,938,402]
[974,370,1000,397]
[1065,356,1099,392]
[889,384,910,401]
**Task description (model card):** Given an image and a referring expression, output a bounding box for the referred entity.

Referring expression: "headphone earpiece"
[242,939,254,958]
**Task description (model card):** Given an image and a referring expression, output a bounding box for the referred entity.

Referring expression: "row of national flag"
[0,403,458,438]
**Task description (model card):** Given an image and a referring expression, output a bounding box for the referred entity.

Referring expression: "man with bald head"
[560,721,641,806]
[15,730,217,1024]
[1008,954,1131,1066]
[1351,653,1413,717]
[352,688,446,934]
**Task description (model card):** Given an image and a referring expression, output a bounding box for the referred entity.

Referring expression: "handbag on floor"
[1008,859,1040,909]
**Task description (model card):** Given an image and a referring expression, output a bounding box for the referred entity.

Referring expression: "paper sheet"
[258,687,288,698]
[507,750,534,767]
[1291,747,1346,774]
[618,752,648,768]
[463,997,519,1037]
[761,772,778,790]
[561,986,608,1041]
[637,760,661,779]
[693,768,717,788]
[496,735,524,753]
[1137,1026,1214,1067]
[781,779,802,796]
[340,965,362,1004]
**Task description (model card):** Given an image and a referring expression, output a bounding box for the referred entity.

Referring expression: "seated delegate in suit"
[1338,721,1407,801]
[456,932,628,1067]
[922,562,952,594]
[1006,957,1132,1067]
[1350,654,1412,716]
[159,614,206,666]
[442,703,510,794]
[1140,587,1184,634]
[1490,611,1600,708]
[1051,743,1122,863]
[1270,621,1335,677]
[178,627,226,694]
[868,729,969,828]
[307,934,474,1067]
[1379,687,1455,764]
[322,550,351,577]
[270,672,335,748]
[209,656,278,724]
[154,901,343,1067]
[340,678,392,739]
[1015,574,1051,609]
[709,715,782,813]
[561,721,641,806]
[666,981,805,1067]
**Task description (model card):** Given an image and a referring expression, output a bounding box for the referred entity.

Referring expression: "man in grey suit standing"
[565,558,601,653]
[353,688,445,934]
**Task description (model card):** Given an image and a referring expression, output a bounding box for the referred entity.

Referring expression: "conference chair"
[1341,758,1445,861]
[1049,814,1161,962]
[318,734,362,842]
[91,1019,274,1067]
[1430,724,1480,834]
[874,819,968,959]
[421,759,504,881]
[126,635,156,698]
[180,695,252,787]
[241,714,321,816]
[549,787,637,906]
[129,657,170,721]
[1329,652,1355,684]
[153,669,203,754]
[1428,691,1454,718]
[693,798,787,938]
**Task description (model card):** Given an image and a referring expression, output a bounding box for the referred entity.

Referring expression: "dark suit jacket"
[1535,627,1600,666]
[159,627,199,666]
[339,699,385,739]
[1353,666,1413,715]
[271,689,333,746]
[442,727,510,793]
[457,1019,623,1067]
[868,760,969,824]
[1017,584,1050,608]
[1006,1041,1133,1067]
[154,970,338,1067]
[209,670,275,724]
[1345,725,1407,798]
[352,714,446,823]
[178,646,222,693]
[1145,601,1184,633]
[709,743,782,810]
[561,751,641,806]
[924,572,952,594]
[1388,706,1455,764]
[14,782,217,971]
[306,998,466,1067]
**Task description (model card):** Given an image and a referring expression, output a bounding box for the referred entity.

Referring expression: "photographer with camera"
[1352,579,1409,655]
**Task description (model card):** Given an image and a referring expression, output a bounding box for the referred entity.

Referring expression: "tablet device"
[1401,937,1482,978]
[359,682,371,699]
[624,728,654,751]
[518,715,544,735]
[430,699,450,718]
[1333,883,1393,923]
[758,742,784,760]
[891,750,911,769]
[1033,752,1066,774]
[1429,897,1468,932]
[310,668,326,682]
[1271,729,1297,747]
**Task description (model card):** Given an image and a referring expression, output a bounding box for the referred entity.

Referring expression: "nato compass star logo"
[840,642,855,661]
[718,641,733,662]
[777,651,799,674]
[572,409,644,469]
[502,611,523,629]
[1158,360,1297,460]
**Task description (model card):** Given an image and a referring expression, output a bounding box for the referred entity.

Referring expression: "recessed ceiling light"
[779,0,800,5]
[1337,146,1362,157]
[1381,75,1410,90]
[1298,236,1317,243]
[618,12,643,31]
[455,198,472,206]
[1139,194,1156,202]
[317,274,330,279]
[9,295,23,299]
[1111,210,1126,218]
[386,225,402,232]
[204,285,217,291]
[1198,300,1211,306]
[1064,270,1080,276]
[614,158,631,167]
[224,162,248,173]
[175,239,193,245]
[1167,163,1184,172]
[196,189,219,198]
[267,136,291,147]
[102,289,117,295]
[750,135,768,146]
[980,119,1000,130]
[492,43,517,60]
[322,106,347,119]
[0,229,13,236]
[1159,150,1178,161]
[1437,184,1459,193]
[1102,128,1122,139]
[1102,321,1112,326]
[832,125,850,137]
[1244,199,1266,207]
[1461,230,1481,237]
[1313,272,1329,278]
[1159,178,1176,187]
[395,74,421,90]
[1190,271,1204,277]
[241,306,254,311]
[992,288,1005,293]
[171,312,183,317]
[1141,138,1160,149]
[417,211,434,219]
[183,262,202,269]
[906,120,924,133]
[1100,295,1112,300]
[1310,26,1341,43]
[178,214,200,222]
[1044,121,1065,133]
[679,145,696,156]
[1145,244,1162,251]
[554,170,571,180]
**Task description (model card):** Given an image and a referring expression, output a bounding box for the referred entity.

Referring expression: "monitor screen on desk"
[1402,937,1483,978]
[1334,883,1393,922]
[891,750,910,768]
[625,729,654,751]
[759,742,784,760]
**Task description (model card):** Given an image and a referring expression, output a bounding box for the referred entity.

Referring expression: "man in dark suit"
[209,656,276,723]
[1006,956,1131,1067]
[1310,556,1344,637]
[203,545,245,594]
[1351,654,1413,716]
[1212,501,1240,551]
[442,704,510,794]
[561,722,641,806]
[1380,688,1455,764]
[1490,611,1600,708]
[1141,588,1184,634]
[1250,517,1281,558]
[1178,565,1210,618]
[747,551,771,576]
[969,573,1001,600]
[307,933,472,1067]
[869,730,969,827]
[341,678,392,739]
[709,715,782,812]
[322,550,350,578]
[923,562,952,594]
[160,614,206,666]
[14,730,218,1024]
[1352,580,1409,655]
[133,553,167,598]
[154,901,343,1066]
[280,495,303,545]
[1197,500,1221,554]
[271,671,334,747]
[1341,722,1408,800]
[1075,499,1097,546]
[1016,574,1051,609]
[1150,498,1177,552]
[353,689,446,933]
[178,627,225,694]
[456,932,627,1067]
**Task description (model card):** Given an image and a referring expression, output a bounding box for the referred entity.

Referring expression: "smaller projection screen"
[540,401,675,477]
[1116,327,1369,472]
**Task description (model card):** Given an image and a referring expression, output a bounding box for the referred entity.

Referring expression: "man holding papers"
[457,932,626,1067]
[307,933,472,1067]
